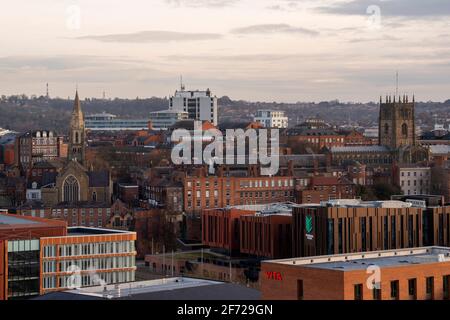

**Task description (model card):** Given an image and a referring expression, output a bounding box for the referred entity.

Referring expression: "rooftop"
[266,247,450,272]
[67,227,133,236]
[330,145,390,153]
[310,199,413,209]
[0,214,39,226]
[37,277,260,300]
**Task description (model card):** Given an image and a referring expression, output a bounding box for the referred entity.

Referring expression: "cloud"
[348,35,400,43]
[231,23,319,36]
[318,0,450,17]
[165,0,238,7]
[76,30,223,43]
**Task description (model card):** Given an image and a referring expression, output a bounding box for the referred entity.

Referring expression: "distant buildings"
[85,113,151,131]
[254,110,288,128]
[169,87,218,126]
[148,110,188,130]
[15,130,65,173]
[394,165,431,196]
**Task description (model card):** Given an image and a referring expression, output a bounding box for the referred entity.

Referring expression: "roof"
[88,171,110,187]
[43,277,260,300]
[67,227,132,236]
[302,198,413,208]
[330,145,390,153]
[429,144,450,155]
[0,213,66,233]
[265,247,450,272]
[0,214,39,226]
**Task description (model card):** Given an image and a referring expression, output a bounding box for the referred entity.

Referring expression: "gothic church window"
[402,123,408,138]
[63,175,80,203]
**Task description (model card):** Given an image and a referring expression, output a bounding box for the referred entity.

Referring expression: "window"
[354,284,363,300]
[402,123,408,137]
[444,275,450,300]
[63,175,80,203]
[373,287,381,300]
[426,277,434,300]
[390,281,399,300]
[408,279,417,299]
[297,280,304,300]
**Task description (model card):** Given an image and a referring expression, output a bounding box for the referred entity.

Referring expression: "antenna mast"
[396,71,399,97]
[180,75,185,91]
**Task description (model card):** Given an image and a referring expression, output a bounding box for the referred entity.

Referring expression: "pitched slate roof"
[88,171,110,187]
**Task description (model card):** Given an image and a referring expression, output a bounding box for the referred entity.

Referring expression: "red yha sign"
[266,271,282,281]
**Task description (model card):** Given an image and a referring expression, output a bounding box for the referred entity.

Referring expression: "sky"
[0,0,449,102]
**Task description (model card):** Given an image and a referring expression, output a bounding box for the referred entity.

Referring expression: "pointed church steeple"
[68,90,85,165]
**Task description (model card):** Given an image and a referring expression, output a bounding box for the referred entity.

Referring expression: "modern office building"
[0,214,136,300]
[149,110,188,130]
[292,199,424,258]
[169,88,218,126]
[202,203,294,259]
[261,246,450,300]
[254,110,288,128]
[85,113,151,131]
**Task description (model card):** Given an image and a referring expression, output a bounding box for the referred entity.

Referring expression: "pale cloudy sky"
[0,0,449,102]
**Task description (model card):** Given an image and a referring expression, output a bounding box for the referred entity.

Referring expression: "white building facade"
[85,113,150,131]
[149,110,188,130]
[398,166,431,196]
[254,110,288,128]
[169,88,218,126]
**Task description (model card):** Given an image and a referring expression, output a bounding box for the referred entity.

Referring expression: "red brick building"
[261,247,450,300]
[16,202,112,228]
[296,176,355,204]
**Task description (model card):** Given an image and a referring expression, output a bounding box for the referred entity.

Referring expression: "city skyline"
[0,0,449,102]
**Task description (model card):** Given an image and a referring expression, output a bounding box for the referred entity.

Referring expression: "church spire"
[71,89,84,130]
[68,89,85,165]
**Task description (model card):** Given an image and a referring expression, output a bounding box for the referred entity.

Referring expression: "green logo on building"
[305,215,313,234]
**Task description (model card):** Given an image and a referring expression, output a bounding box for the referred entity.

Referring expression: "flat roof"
[265,247,450,272]
[67,227,133,236]
[57,277,260,300]
[0,215,40,226]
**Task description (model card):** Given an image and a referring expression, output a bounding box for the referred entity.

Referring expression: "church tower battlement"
[68,90,86,165]
[379,94,416,149]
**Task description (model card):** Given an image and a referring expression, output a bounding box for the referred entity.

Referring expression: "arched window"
[63,175,80,203]
[75,132,79,144]
[384,123,389,134]
[402,123,408,137]
[92,192,97,202]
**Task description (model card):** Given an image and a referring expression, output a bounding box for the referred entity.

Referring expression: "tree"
[372,183,402,200]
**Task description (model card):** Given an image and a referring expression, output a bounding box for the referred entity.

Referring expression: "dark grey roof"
[42,172,58,186]
[34,283,261,300]
[88,171,110,187]
[116,283,261,300]
[0,215,39,226]
[32,292,103,300]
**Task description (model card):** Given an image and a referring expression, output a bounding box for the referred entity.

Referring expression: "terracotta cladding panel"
[0,241,5,301]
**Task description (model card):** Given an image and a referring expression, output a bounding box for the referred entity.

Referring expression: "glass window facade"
[7,239,40,299]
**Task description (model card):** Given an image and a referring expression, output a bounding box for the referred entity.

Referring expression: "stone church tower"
[379,95,416,149]
[68,90,85,165]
